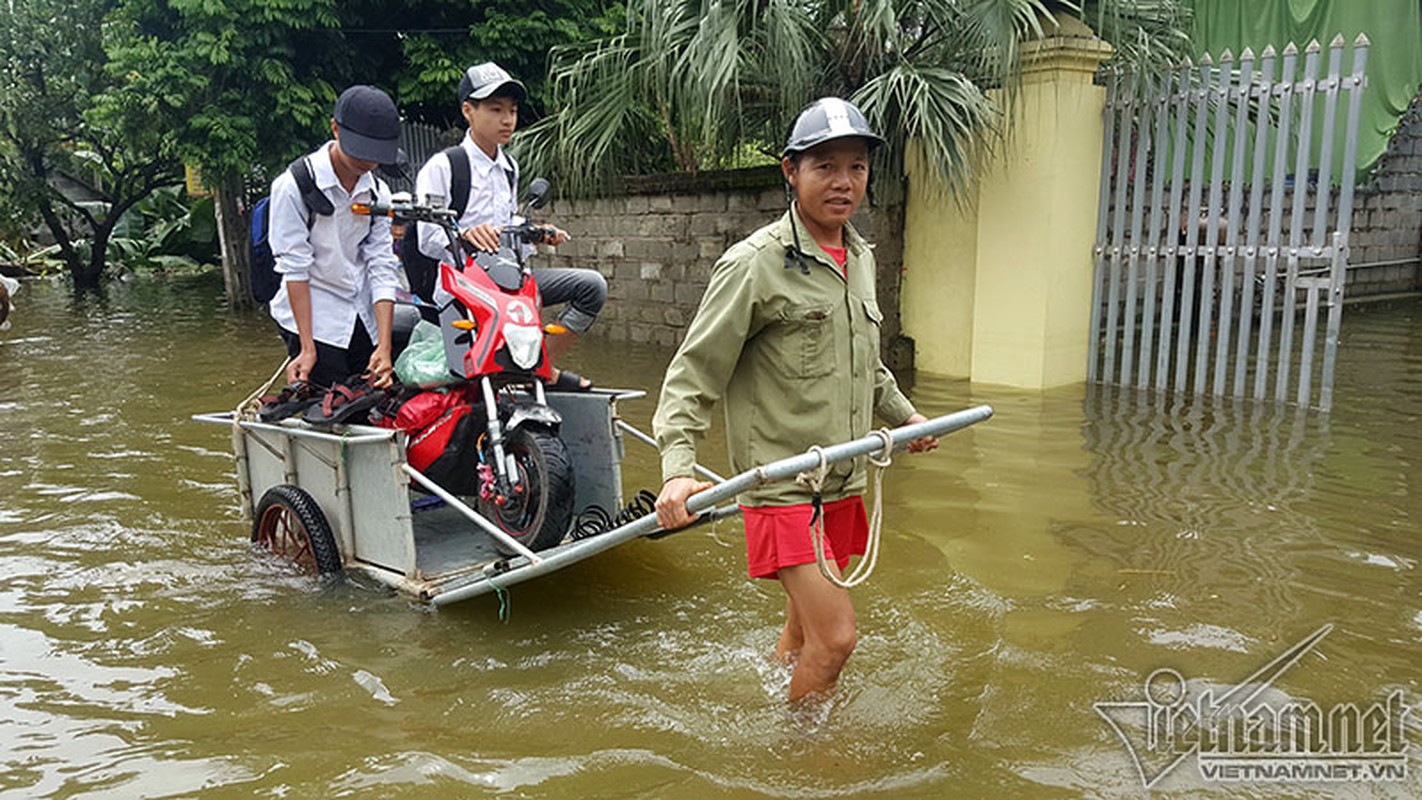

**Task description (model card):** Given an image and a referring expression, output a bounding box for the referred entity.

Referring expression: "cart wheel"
[481,426,576,555]
[252,485,343,575]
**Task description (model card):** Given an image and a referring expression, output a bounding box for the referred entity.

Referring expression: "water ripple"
[0,280,1419,799]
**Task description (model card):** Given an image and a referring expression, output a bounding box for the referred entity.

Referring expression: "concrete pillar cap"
[1021,11,1114,80]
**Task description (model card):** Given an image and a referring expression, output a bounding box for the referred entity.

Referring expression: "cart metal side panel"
[547,390,626,521]
[240,425,350,545]
[296,437,353,556]
[208,416,417,574]
[241,426,294,516]
[345,434,418,575]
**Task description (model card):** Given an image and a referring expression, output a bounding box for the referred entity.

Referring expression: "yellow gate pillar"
[901,142,979,377]
[902,15,1113,388]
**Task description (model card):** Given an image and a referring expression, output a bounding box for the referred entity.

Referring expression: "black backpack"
[403,146,473,301]
[248,157,336,305]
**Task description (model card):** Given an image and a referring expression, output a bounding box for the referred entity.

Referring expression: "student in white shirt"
[269,85,403,391]
[414,62,606,391]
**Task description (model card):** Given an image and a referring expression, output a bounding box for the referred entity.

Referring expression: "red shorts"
[740,496,868,580]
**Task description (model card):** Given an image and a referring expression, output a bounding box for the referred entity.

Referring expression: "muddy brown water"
[0,274,1418,798]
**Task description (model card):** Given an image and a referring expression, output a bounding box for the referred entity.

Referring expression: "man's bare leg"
[776,562,856,701]
[775,597,804,665]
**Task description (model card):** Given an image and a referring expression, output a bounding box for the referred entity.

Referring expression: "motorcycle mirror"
[523,177,552,210]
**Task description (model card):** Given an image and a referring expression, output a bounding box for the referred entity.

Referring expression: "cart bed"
[194,389,650,604]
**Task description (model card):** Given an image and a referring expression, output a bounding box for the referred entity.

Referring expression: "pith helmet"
[782,97,885,157]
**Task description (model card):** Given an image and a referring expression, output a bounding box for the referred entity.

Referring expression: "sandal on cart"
[367,385,420,428]
[257,380,322,423]
[303,376,387,426]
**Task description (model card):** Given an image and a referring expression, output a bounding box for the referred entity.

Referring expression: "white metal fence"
[392,121,457,193]
[1089,35,1369,412]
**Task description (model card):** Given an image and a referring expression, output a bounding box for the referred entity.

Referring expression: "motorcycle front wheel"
[480,426,576,554]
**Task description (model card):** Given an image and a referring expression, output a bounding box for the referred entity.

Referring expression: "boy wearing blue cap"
[268,85,403,392]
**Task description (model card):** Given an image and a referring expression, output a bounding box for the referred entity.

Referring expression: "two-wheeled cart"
[195,399,993,606]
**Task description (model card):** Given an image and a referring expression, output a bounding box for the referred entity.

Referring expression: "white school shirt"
[413,133,528,267]
[268,141,402,348]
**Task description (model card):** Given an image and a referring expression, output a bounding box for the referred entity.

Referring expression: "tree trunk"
[75,221,114,291]
[35,200,84,285]
[24,149,87,287]
[215,181,254,310]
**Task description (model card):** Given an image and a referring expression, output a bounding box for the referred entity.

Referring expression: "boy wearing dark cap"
[413,62,606,391]
[269,84,403,391]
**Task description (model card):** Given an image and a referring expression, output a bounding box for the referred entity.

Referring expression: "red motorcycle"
[354,180,574,554]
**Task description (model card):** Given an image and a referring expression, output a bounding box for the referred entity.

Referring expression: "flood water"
[1,273,1418,799]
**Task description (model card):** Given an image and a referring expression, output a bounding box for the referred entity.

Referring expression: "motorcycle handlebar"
[350,203,567,256]
[350,204,560,243]
[507,223,560,246]
[350,201,459,225]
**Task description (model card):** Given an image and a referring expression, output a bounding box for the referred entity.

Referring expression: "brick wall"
[1348,86,1422,296]
[539,167,909,363]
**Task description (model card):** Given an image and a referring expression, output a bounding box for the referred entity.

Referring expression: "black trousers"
[278,321,374,389]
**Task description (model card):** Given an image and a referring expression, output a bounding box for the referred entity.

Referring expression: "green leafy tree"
[107,186,218,274]
[519,0,1192,196]
[109,0,349,176]
[515,0,1189,349]
[0,0,184,290]
[339,0,623,124]
[106,0,348,307]
[107,0,622,307]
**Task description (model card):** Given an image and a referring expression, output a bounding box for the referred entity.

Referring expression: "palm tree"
[517,0,1192,198]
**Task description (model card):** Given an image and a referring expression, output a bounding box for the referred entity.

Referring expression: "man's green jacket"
[653,208,918,507]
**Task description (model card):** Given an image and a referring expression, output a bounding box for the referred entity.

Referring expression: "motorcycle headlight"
[502,323,543,369]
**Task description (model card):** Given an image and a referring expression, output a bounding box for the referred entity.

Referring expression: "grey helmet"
[782,97,885,157]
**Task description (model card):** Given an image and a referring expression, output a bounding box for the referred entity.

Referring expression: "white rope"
[230,357,290,522]
[795,445,834,580]
[794,428,895,589]
[707,511,735,549]
[235,357,292,423]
